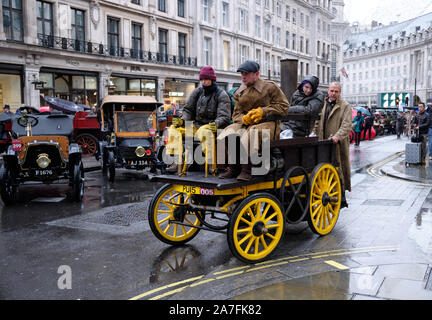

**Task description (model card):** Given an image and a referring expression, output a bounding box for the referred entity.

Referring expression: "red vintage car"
[73,111,100,157]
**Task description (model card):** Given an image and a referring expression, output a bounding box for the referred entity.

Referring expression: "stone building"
[0,0,341,111]
[342,12,432,108]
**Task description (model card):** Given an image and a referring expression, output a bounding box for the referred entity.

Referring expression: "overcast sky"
[344,0,432,26]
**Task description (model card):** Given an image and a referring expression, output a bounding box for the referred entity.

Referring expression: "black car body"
[0,112,84,205]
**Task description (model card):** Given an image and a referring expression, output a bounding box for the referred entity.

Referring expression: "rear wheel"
[227,194,285,264]
[308,164,342,236]
[148,184,201,245]
[76,134,98,157]
[0,165,18,205]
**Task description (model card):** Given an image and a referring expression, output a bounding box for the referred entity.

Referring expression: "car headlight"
[135,146,146,158]
[36,153,51,169]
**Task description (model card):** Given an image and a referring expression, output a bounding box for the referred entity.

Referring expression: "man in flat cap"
[218,61,290,181]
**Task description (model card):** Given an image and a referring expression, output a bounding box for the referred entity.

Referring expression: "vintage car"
[98,95,166,182]
[0,111,84,205]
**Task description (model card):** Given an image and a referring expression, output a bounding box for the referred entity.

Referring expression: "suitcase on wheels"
[405,142,422,165]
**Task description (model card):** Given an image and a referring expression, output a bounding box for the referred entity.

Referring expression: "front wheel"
[71,162,84,202]
[0,165,18,206]
[148,184,201,245]
[227,193,286,264]
[106,151,116,182]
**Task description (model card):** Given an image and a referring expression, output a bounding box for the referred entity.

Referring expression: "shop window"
[164,80,197,110]
[0,73,22,111]
[2,0,24,41]
[39,73,98,108]
[109,77,156,98]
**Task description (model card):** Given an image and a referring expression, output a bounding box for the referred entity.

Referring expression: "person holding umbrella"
[352,111,365,147]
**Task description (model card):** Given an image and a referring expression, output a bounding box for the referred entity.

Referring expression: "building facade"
[1,0,341,111]
[342,12,432,108]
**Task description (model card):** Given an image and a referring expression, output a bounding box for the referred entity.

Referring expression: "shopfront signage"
[379,92,410,108]
[169,92,185,97]
[33,81,46,90]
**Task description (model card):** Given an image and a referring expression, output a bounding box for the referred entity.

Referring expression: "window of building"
[292,33,296,51]
[223,41,230,71]
[2,0,23,41]
[203,0,209,22]
[204,37,211,65]
[158,28,168,62]
[240,45,249,64]
[178,33,186,64]
[37,1,53,45]
[131,0,140,4]
[107,17,120,56]
[178,0,185,17]
[222,2,229,27]
[240,9,248,32]
[131,23,142,59]
[158,0,166,12]
[255,15,261,37]
[71,8,85,52]
[264,20,270,41]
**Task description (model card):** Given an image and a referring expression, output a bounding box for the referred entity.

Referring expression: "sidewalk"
[376,136,432,185]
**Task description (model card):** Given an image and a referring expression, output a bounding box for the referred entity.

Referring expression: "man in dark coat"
[166,66,231,173]
[413,103,430,165]
[283,75,324,138]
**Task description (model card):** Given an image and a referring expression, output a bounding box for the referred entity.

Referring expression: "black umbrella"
[44,97,85,115]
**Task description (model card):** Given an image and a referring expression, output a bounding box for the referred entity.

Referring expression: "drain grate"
[361,199,404,206]
[86,202,149,226]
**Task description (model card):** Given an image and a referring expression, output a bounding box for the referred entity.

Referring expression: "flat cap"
[237,61,260,73]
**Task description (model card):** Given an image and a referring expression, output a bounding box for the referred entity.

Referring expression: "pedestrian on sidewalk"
[363,109,374,141]
[396,111,406,139]
[413,103,430,165]
[352,111,364,147]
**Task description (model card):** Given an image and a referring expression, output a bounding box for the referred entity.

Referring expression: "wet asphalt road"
[1,135,432,300]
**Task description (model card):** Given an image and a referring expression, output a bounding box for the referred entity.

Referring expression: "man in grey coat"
[167,66,231,173]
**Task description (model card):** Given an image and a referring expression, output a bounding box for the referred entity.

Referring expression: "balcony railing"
[37,34,198,67]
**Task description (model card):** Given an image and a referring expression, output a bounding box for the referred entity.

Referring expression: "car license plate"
[12,139,22,152]
[35,169,53,176]
[181,186,214,195]
[128,160,146,166]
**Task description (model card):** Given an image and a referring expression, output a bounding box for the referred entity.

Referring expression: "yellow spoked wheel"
[148,184,201,245]
[308,163,342,236]
[228,194,286,264]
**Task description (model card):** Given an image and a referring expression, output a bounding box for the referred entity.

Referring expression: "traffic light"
[405,96,409,106]
[396,98,400,105]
